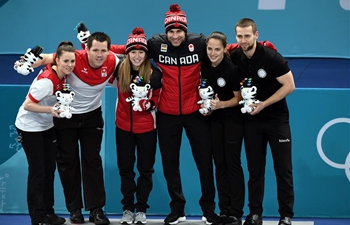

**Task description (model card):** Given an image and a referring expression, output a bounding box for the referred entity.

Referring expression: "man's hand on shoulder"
[258,41,277,51]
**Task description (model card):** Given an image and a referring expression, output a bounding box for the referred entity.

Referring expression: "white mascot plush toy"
[197,79,214,114]
[76,21,91,49]
[53,84,76,119]
[239,78,260,113]
[14,45,43,76]
[125,77,151,112]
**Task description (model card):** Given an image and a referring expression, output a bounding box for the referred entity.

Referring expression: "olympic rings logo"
[316,118,350,181]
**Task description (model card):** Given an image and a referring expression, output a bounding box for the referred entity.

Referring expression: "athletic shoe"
[202,211,219,225]
[278,217,292,225]
[70,209,85,223]
[164,211,186,224]
[120,210,135,224]
[46,214,66,225]
[135,212,147,224]
[226,216,242,225]
[89,208,110,225]
[243,214,262,225]
[218,215,228,225]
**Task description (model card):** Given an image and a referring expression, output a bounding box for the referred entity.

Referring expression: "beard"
[241,43,254,52]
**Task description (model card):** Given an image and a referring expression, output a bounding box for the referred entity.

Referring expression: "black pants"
[116,127,156,213]
[54,107,106,212]
[156,111,216,214]
[244,118,294,218]
[17,127,57,225]
[210,116,244,218]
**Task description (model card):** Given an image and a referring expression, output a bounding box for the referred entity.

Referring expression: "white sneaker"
[135,212,147,224]
[121,210,135,224]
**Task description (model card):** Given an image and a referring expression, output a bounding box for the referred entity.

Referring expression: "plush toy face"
[130,83,151,98]
[240,86,257,100]
[55,91,75,106]
[198,86,214,100]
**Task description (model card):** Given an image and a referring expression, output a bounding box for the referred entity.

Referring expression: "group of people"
[14,3,295,225]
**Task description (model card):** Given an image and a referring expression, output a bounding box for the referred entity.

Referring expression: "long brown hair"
[118,54,152,93]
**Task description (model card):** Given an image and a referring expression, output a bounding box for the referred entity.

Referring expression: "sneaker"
[135,212,147,224]
[89,208,110,225]
[121,210,135,224]
[243,214,262,225]
[226,216,242,225]
[202,211,219,225]
[70,209,85,223]
[218,215,227,225]
[278,217,292,225]
[164,211,186,225]
[39,217,53,225]
[46,214,66,225]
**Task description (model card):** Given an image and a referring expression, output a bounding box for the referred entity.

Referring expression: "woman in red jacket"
[114,27,162,225]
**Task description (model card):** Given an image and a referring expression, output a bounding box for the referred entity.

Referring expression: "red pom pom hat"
[126,27,148,54]
[164,4,188,33]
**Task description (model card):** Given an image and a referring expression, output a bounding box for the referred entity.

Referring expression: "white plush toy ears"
[130,83,151,90]
[55,90,75,97]
[55,90,62,97]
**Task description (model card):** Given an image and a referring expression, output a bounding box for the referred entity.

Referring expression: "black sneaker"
[164,211,186,224]
[243,214,262,225]
[202,211,219,225]
[39,217,53,225]
[89,208,110,225]
[278,217,291,225]
[226,216,242,225]
[46,214,66,225]
[70,209,85,223]
[218,215,228,225]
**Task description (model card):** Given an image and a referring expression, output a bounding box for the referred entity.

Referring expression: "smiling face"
[86,40,109,68]
[206,38,225,67]
[55,51,76,77]
[235,25,259,53]
[128,50,146,70]
[166,28,186,47]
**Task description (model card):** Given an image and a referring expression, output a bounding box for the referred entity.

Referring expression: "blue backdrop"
[0,86,349,218]
[0,0,349,219]
[0,0,349,58]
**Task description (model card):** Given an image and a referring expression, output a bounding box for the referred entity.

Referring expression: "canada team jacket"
[147,33,207,115]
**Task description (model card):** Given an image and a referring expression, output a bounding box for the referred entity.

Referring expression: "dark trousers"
[116,127,156,213]
[156,111,216,214]
[244,118,294,218]
[54,107,106,212]
[17,127,57,225]
[210,116,245,218]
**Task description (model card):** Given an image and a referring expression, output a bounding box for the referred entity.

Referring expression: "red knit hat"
[126,27,148,54]
[164,4,188,33]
